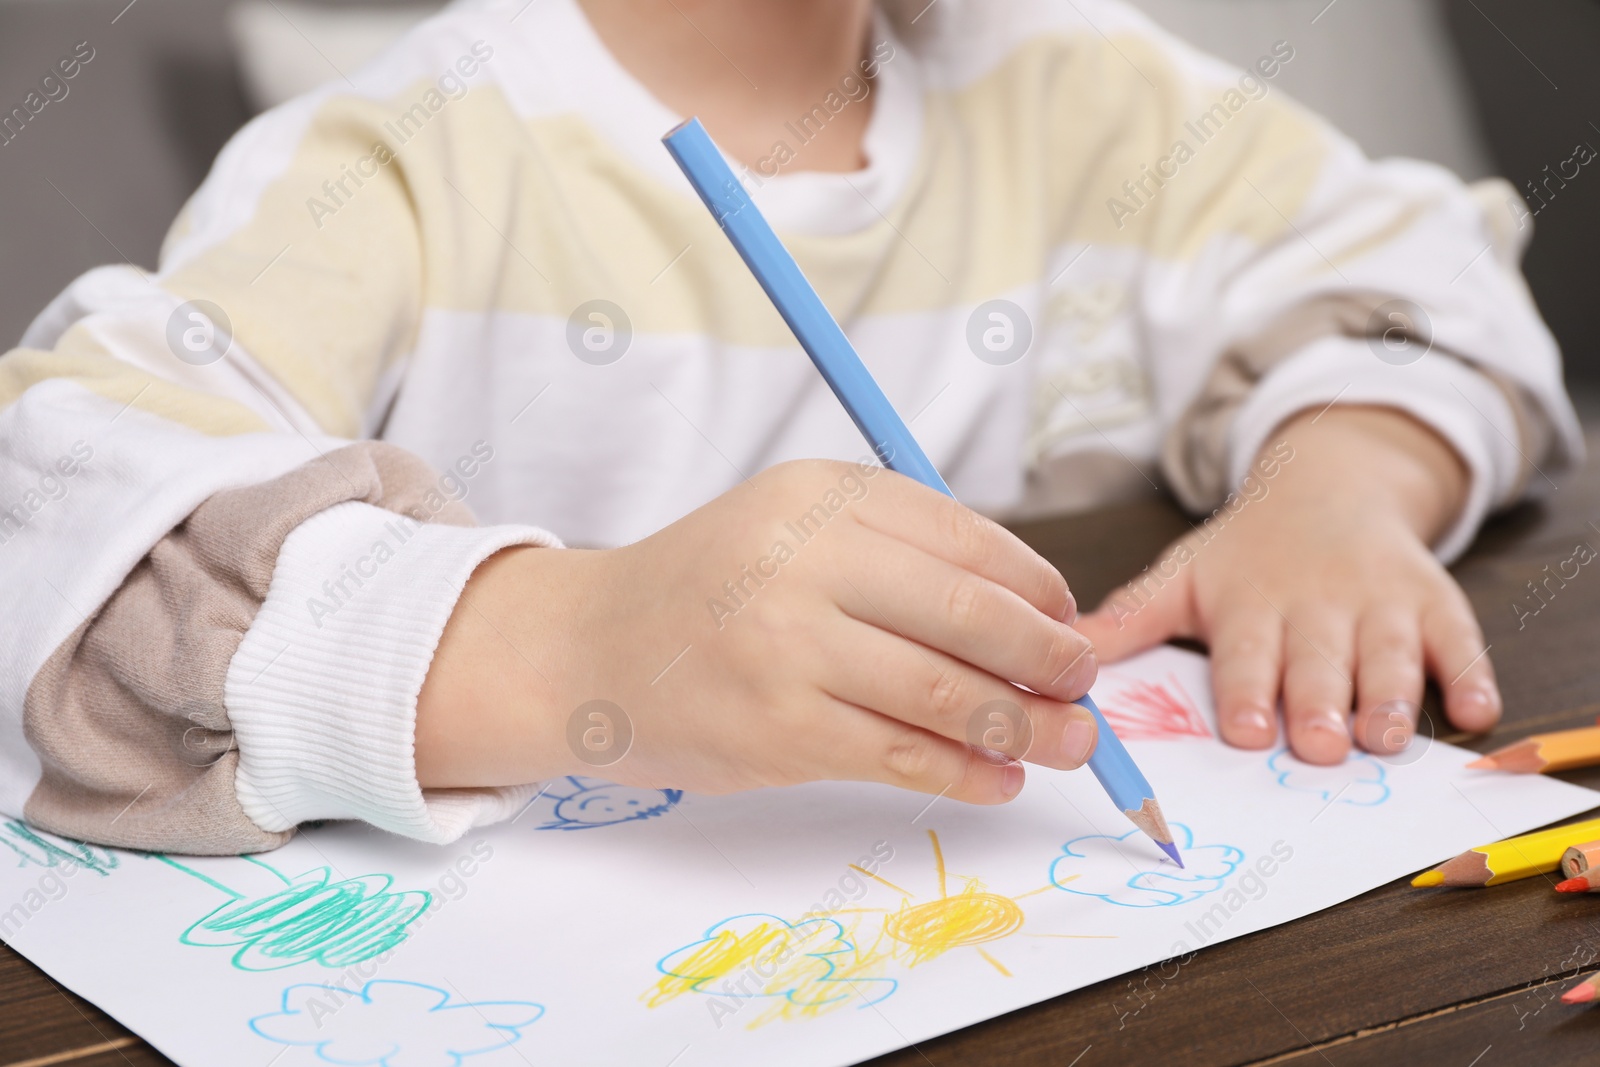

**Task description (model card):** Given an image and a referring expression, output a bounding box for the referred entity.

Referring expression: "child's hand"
[1076,406,1498,765]
[416,460,1100,802]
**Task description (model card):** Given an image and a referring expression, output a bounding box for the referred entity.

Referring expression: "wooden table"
[7,431,1600,1067]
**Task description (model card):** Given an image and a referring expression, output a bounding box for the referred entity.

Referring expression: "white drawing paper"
[1,645,1595,1067]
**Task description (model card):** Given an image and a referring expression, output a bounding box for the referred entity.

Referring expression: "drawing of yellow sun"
[845,829,1115,978]
[642,828,1121,1031]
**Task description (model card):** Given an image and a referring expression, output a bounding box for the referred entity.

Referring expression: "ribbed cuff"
[224,500,561,843]
[1227,336,1519,563]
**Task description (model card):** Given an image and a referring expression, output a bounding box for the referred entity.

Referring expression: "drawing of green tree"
[155,854,431,971]
[0,820,118,875]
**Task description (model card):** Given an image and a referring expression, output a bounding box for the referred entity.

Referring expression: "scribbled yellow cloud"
[647,913,895,1028]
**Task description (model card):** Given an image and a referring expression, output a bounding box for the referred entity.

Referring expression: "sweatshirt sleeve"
[1,70,555,853]
[1065,6,1583,559]
[24,444,556,855]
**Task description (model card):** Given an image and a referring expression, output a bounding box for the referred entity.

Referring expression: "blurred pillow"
[228,1,441,112]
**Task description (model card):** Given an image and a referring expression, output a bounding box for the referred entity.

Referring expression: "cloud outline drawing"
[1049,823,1244,908]
[249,979,543,1067]
[1267,750,1390,807]
[655,911,897,1010]
[533,775,683,831]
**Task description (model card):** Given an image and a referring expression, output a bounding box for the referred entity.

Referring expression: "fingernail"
[1378,719,1412,752]
[1233,709,1272,734]
[1059,588,1078,625]
[1062,716,1097,766]
[1297,710,1351,765]
[1305,710,1346,735]
[1000,762,1025,799]
[1453,686,1500,729]
[1064,648,1098,696]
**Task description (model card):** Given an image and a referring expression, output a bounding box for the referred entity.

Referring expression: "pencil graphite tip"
[1556,877,1591,893]
[1411,869,1445,888]
[1464,755,1497,770]
[1563,980,1598,1005]
[1157,841,1184,868]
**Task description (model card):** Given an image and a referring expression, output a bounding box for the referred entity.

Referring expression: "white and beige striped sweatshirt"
[0,0,1580,854]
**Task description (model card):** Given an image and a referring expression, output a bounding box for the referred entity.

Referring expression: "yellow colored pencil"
[1411,817,1600,887]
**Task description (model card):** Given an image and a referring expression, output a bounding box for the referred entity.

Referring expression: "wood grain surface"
[7,433,1600,1067]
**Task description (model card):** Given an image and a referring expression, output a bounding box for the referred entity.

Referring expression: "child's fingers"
[818,621,1099,771]
[1207,598,1283,750]
[823,696,1028,804]
[1352,605,1424,754]
[1280,608,1355,765]
[1076,562,1196,662]
[1422,598,1500,732]
[836,537,1095,703]
[852,472,1074,622]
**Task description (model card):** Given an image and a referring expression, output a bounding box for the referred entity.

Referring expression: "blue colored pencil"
[663,118,1183,867]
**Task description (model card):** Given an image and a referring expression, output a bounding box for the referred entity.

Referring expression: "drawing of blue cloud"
[1050,823,1244,907]
[1267,750,1390,807]
[656,912,896,1009]
[532,775,683,830]
[250,980,542,1066]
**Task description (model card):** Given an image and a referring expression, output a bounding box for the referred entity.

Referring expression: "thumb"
[1076,558,1196,662]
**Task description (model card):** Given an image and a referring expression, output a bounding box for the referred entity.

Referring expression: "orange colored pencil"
[1555,840,1600,892]
[1469,716,1600,773]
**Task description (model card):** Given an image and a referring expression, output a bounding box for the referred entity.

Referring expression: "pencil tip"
[1411,870,1444,887]
[1564,982,1598,1005]
[1157,841,1184,868]
[1556,877,1590,893]
[1465,756,1497,770]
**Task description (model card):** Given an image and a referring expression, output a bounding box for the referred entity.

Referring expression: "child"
[0,0,1578,853]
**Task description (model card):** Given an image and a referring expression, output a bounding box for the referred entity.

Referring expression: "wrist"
[1261,406,1469,544]
[229,503,561,838]
[415,544,590,789]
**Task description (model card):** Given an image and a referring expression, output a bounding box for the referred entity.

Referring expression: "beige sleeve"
[1137,145,1582,565]
[1159,288,1555,513]
[21,443,474,855]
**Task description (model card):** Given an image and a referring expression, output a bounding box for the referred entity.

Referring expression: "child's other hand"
[416,460,1100,801]
[1076,406,1498,765]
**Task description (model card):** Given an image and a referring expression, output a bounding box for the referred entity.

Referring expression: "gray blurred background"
[2,0,1596,385]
